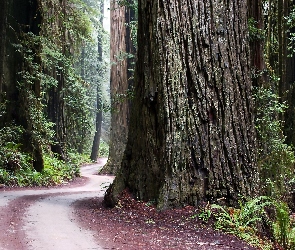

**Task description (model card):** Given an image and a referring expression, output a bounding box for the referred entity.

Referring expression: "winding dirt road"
[0,158,113,250]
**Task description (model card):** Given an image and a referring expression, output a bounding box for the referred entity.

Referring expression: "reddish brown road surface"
[0,158,113,250]
[0,158,258,250]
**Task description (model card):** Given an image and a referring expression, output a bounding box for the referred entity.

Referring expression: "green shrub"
[67,151,92,166]
[211,196,273,249]
[0,153,80,187]
[210,197,295,250]
[0,168,10,184]
[99,140,109,157]
[42,154,80,185]
[273,201,295,249]
[254,87,295,198]
[0,126,83,187]
[248,17,265,41]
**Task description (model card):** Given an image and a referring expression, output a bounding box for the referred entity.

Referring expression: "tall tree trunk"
[285,55,295,145]
[1,0,44,171]
[0,0,7,101]
[105,0,258,209]
[90,0,104,162]
[248,0,268,87]
[1,0,24,124]
[101,0,135,173]
[284,0,295,146]
[266,0,277,68]
[278,0,288,101]
[46,0,68,155]
[125,1,137,88]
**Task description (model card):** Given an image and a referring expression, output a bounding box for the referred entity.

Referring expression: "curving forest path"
[0,158,258,250]
[0,158,113,250]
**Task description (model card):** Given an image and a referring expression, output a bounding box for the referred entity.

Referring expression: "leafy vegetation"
[0,155,79,187]
[98,140,109,157]
[0,124,81,186]
[211,197,273,249]
[254,87,295,198]
[273,201,295,249]
[286,6,295,56]
[0,153,80,187]
[248,17,265,41]
[0,0,110,186]
[1,1,295,249]
[198,197,295,250]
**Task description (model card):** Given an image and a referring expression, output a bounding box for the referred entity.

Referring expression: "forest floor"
[74,194,259,250]
[0,159,259,250]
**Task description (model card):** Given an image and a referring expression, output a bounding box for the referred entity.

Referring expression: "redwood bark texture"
[90,1,104,162]
[283,0,295,147]
[247,0,268,87]
[107,0,258,209]
[102,0,135,174]
[0,0,7,98]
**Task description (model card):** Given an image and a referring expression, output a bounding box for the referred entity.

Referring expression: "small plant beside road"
[199,196,295,249]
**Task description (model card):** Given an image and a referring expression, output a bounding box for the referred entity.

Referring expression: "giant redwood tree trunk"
[105,0,258,209]
[0,0,44,171]
[101,0,136,174]
[284,0,295,146]
[248,0,268,87]
[0,0,7,100]
[90,0,104,162]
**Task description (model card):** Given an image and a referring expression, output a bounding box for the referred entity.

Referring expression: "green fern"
[211,196,273,249]
[273,201,295,249]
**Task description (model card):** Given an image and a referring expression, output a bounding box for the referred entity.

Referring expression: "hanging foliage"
[14,0,98,154]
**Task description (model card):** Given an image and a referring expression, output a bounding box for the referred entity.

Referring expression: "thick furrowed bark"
[106,0,258,209]
[101,0,131,174]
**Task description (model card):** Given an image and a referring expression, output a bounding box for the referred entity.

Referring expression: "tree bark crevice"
[106,0,258,210]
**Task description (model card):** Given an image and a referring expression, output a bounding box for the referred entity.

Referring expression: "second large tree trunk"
[90,0,104,162]
[0,0,7,99]
[101,0,135,174]
[106,0,258,209]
